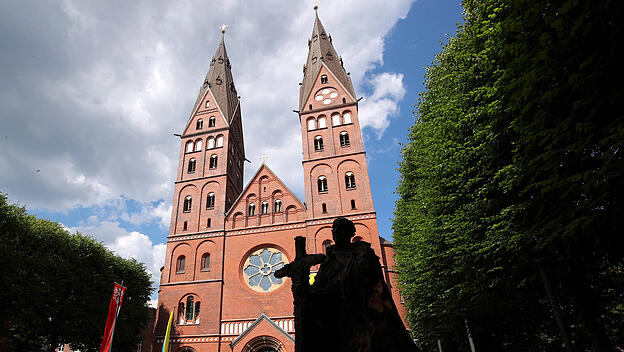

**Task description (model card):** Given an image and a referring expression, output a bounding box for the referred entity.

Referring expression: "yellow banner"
[162,309,174,352]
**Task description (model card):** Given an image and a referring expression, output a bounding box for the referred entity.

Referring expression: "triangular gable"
[225,163,305,218]
[229,314,295,350]
[301,63,356,113]
[183,88,230,136]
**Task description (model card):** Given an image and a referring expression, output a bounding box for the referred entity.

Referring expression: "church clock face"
[242,247,288,293]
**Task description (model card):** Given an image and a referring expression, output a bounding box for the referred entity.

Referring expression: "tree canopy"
[0,194,153,351]
[393,0,624,350]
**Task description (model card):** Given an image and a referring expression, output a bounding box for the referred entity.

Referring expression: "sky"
[0,0,463,303]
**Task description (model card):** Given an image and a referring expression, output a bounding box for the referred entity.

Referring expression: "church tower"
[299,13,375,219]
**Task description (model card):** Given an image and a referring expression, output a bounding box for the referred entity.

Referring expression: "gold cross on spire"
[219,24,229,34]
[260,154,268,164]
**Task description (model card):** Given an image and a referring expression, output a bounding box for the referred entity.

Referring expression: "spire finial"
[219,24,229,35]
[260,154,268,164]
[313,1,318,11]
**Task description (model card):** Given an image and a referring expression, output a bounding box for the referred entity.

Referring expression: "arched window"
[206,192,215,209]
[274,200,282,212]
[207,137,215,149]
[176,255,185,273]
[307,118,316,130]
[208,116,216,127]
[205,100,210,108]
[183,196,192,212]
[318,176,328,192]
[340,131,350,147]
[196,119,203,130]
[314,136,324,151]
[183,295,200,321]
[201,253,210,271]
[352,236,363,242]
[216,135,224,147]
[185,141,194,153]
[248,203,256,216]
[261,201,269,214]
[195,139,203,151]
[322,203,327,213]
[351,199,356,209]
[318,116,327,128]
[345,172,356,189]
[323,240,332,253]
[343,112,352,124]
[332,113,341,126]
[209,154,218,169]
[187,158,196,173]
[321,74,328,84]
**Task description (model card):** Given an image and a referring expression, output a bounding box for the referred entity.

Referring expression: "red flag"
[99,283,126,352]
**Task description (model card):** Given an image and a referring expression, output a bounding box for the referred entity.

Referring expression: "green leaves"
[393,0,624,350]
[0,194,153,351]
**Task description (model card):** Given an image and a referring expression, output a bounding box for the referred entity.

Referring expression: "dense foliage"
[393,0,624,350]
[0,194,153,351]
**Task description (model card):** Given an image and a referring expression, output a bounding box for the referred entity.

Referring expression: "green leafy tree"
[0,194,153,351]
[393,0,624,351]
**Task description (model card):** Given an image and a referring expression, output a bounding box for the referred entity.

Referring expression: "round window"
[243,247,288,292]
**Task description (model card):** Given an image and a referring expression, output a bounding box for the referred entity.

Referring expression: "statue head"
[331,217,356,248]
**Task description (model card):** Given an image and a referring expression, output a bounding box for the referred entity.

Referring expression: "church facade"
[153,13,407,352]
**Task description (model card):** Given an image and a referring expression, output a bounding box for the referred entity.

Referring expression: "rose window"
[314,87,339,105]
[243,247,288,292]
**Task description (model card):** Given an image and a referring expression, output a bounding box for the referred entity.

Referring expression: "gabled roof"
[299,12,356,110]
[188,37,240,125]
[225,163,306,217]
[229,313,295,348]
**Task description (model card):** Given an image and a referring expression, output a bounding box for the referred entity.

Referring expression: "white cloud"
[0,0,412,216]
[359,73,406,138]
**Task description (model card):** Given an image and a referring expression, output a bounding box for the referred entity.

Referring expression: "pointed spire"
[189,34,240,124]
[299,12,355,110]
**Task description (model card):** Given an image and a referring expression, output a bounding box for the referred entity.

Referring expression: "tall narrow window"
[307,118,316,130]
[345,172,356,189]
[187,158,196,173]
[314,136,324,151]
[318,176,328,192]
[183,196,192,212]
[183,221,188,231]
[216,136,224,147]
[342,97,346,104]
[351,199,356,209]
[274,200,282,212]
[206,192,215,209]
[261,201,269,214]
[185,141,194,153]
[209,155,218,169]
[208,116,216,127]
[207,137,215,149]
[205,100,210,108]
[176,255,185,273]
[196,119,203,130]
[340,131,350,147]
[195,139,203,151]
[318,116,327,128]
[206,218,211,227]
[332,113,340,126]
[343,112,352,124]
[248,203,256,216]
[321,74,328,83]
[322,203,327,213]
[185,296,194,320]
[201,253,210,271]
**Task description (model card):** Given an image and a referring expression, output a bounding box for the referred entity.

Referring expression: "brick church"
[153,11,408,352]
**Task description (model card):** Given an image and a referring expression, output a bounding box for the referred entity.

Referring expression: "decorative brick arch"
[169,242,192,282]
[242,335,285,352]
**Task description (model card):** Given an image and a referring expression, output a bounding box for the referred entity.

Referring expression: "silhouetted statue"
[276,217,419,352]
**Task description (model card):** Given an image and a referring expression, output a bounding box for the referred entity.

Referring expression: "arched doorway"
[242,336,283,352]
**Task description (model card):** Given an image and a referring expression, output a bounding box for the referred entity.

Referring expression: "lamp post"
[430,330,443,352]
[454,309,476,352]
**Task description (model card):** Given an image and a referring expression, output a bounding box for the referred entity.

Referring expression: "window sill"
[206,207,214,210]
[200,268,210,272]
[314,149,324,152]
[340,144,350,148]
[346,187,357,191]
[318,191,328,194]
[176,271,185,274]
